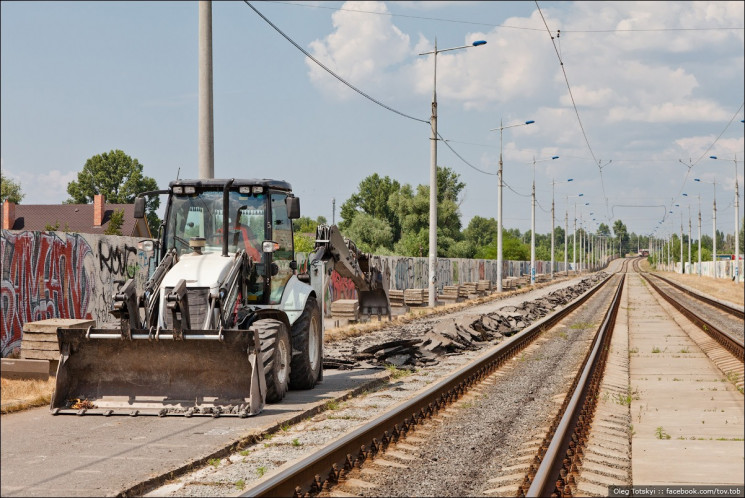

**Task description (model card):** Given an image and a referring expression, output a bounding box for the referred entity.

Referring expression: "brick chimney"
[2,200,16,230]
[93,194,105,226]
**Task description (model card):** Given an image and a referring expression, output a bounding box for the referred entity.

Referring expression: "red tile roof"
[8,203,150,237]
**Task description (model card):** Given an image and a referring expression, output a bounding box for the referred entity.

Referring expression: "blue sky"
[1,1,743,241]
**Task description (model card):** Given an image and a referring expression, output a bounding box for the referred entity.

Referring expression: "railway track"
[241,266,626,497]
[633,259,744,360]
[144,258,741,497]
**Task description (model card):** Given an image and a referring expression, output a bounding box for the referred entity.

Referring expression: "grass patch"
[324,400,340,411]
[0,377,56,414]
[651,346,661,353]
[235,479,245,490]
[240,449,251,456]
[280,422,291,432]
[292,438,301,447]
[679,347,690,353]
[570,321,594,330]
[655,426,671,440]
[207,458,221,468]
[385,364,414,380]
[256,466,267,478]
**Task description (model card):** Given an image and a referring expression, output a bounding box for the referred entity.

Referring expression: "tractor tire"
[252,318,290,403]
[289,296,322,390]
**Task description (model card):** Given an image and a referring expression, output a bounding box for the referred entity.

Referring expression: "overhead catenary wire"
[534,1,610,223]
[266,1,744,34]
[244,1,429,125]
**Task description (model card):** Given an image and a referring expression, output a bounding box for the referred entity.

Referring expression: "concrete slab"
[628,275,744,487]
[0,367,386,497]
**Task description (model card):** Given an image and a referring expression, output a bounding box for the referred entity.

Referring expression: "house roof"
[9,203,149,237]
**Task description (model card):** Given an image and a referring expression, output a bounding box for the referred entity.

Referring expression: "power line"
[244,1,429,125]
[535,1,608,223]
[266,2,743,34]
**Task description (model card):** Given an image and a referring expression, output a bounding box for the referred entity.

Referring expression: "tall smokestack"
[198,1,214,179]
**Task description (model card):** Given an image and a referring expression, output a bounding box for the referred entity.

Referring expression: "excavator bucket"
[358,289,391,320]
[50,327,266,417]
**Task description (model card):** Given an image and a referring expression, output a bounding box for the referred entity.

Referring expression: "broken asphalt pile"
[324,273,607,370]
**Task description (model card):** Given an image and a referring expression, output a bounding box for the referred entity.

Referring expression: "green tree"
[597,223,611,237]
[344,212,394,253]
[104,209,125,236]
[612,219,628,255]
[463,216,498,249]
[293,216,327,233]
[1,173,24,204]
[66,149,160,235]
[339,174,401,237]
[293,233,315,253]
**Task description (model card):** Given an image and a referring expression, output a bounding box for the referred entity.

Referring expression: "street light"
[419,38,486,306]
[551,177,573,279]
[710,155,741,281]
[694,177,717,272]
[488,119,535,292]
[529,155,559,284]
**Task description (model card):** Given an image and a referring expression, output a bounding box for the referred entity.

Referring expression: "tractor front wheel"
[289,296,322,390]
[252,318,290,403]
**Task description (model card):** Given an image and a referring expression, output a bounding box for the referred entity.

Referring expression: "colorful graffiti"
[1,230,156,357]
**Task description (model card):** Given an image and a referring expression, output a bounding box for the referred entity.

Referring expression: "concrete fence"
[658,260,744,282]
[2,229,601,357]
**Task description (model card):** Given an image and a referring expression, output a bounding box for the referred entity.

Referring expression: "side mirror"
[133,197,146,219]
[286,196,300,219]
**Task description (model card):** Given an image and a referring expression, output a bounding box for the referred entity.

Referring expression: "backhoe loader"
[50,178,390,417]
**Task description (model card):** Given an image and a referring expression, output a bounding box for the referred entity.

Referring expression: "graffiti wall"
[1,230,156,357]
[295,252,560,316]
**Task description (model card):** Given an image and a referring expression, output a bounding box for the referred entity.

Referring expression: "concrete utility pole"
[688,206,692,269]
[198,1,214,179]
[332,198,336,225]
[680,214,684,273]
[698,196,702,276]
[564,209,569,276]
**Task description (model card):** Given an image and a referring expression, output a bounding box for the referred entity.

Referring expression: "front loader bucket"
[358,289,391,320]
[51,328,265,417]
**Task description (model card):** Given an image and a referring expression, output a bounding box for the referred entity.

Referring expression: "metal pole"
[530,159,536,285]
[497,122,504,292]
[551,181,555,280]
[564,207,568,276]
[734,156,740,281]
[198,0,214,180]
[712,181,717,275]
[688,206,692,269]
[428,40,438,308]
[332,198,336,225]
[573,203,577,273]
[680,214,684,273]
[698,197,702,276]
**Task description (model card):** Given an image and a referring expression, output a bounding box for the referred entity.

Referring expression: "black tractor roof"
[169,178,293,192]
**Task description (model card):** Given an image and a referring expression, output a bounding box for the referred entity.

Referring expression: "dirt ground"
[642,260,744,307]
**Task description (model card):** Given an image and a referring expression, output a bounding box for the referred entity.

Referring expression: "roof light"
[184,186,196,194]
[173,186,183,194]
[252,186,264,194]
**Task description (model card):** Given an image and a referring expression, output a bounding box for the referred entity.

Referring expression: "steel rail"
[526,274,625,497]
[241,273,616,497]
[639,271,744,360]
[645,272,743,320]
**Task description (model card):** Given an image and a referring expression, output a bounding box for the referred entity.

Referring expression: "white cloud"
[4,166,77,205]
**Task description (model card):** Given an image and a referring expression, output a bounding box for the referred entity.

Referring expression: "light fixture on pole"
[419,38,486,307]
[710,155,741,281]
[529,155,559,285]
[490,119,535,292]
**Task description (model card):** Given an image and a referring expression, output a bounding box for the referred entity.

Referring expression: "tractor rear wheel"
[252,318,290,403]
[289,296,322,390]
